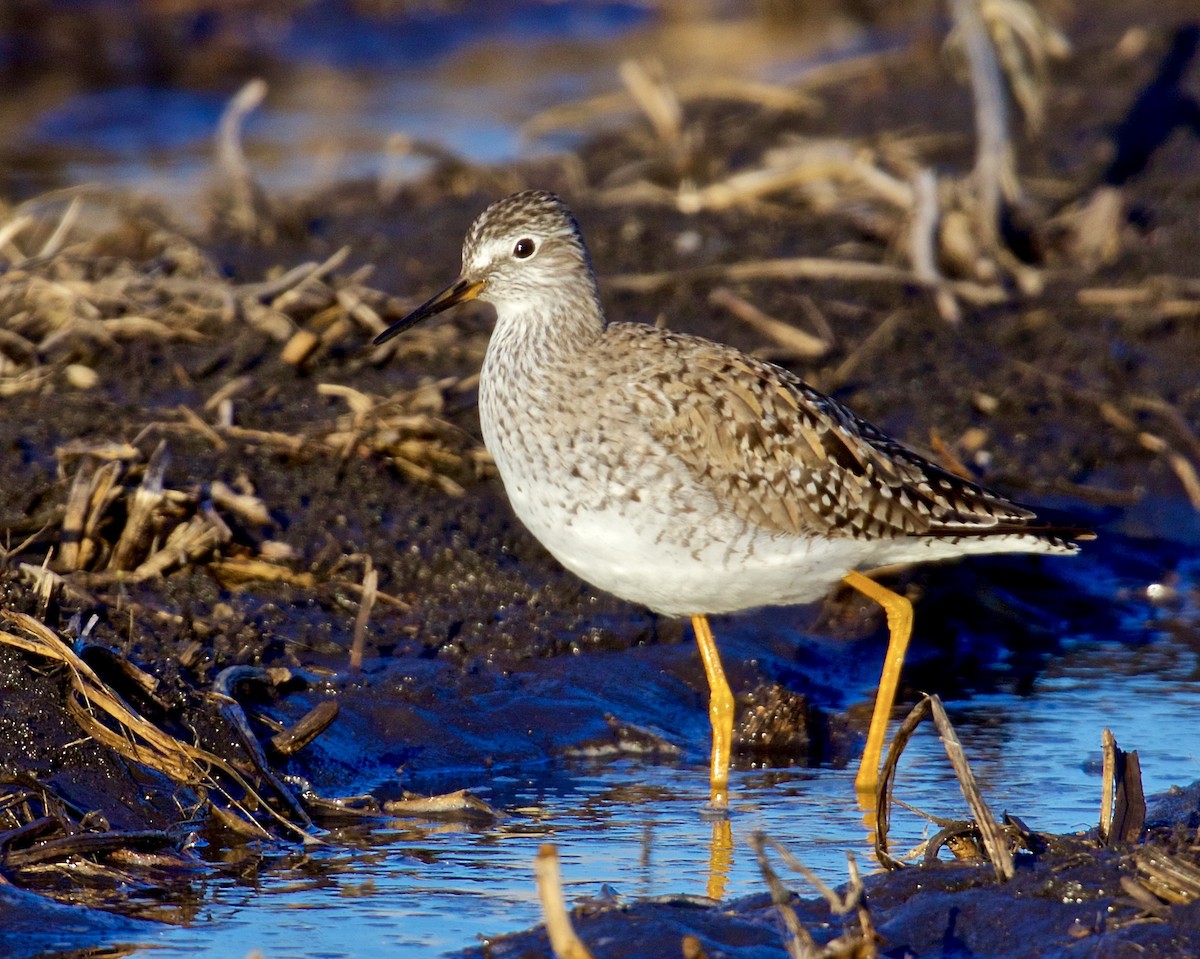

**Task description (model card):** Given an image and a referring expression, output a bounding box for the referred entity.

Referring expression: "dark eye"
[513,237,536,259]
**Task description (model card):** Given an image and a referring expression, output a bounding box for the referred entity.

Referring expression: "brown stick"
[534,844,594,959]
[349,558,378,674]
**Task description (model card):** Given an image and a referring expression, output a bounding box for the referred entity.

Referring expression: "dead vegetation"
[527,0,1077,325]
[750,834,878,959]
[0,604,501,911]
[0,611,315,839]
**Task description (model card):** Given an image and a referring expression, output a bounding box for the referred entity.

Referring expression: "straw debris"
[535,843,597,959]
[0,612,320,850]
[534,0,1080,324]
[752,833,878,959]
[873,694,1014,880]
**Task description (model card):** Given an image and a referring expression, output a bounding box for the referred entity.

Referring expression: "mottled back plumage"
[628,325,1036,541]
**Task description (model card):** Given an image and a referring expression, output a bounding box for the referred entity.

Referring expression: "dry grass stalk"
[948,0,1017,253]
[210,558,315,588]
[571,22,1062,310]
[534,844,595,959]
[975,0,1071,132]
[57,441,141,464]
[1099,728,1146,845]
[336,284,386,336]
[938,0,1065,269]
[28,440,318,590]
[1076,276,1200,322]
[1100,727,1116,841]
[1135,847,1200,905]
[909,170,961,324]
[338,576,410,611]
[349,557,378,673]
[708,287,830,359]
[825,311,908,392]
[59,455,99,571]
[0,212,34,262]
[209,480,271,527]
[1119,875,1173,919]
[522,73,819,139]
[0,141,404,399]
[875,694,1014,880]
[611,258,905,291]
[1055,186,1124,267]
[675,138,914,215]
[203,375,254,412]
[212,666,314,830]
[1162,452,1200,509]
[1013,361,1200,513]
[79,460,124,568]
[926,695,1012,879]
[317,379,486,496]
[1133,439,1200,510]
[270,701,340,756]
[608,256,1006,306]
[212,78,272,240]
[36,195,83,259]
[110,441,169,570]
[2,823,178,872]
[751,833,825,959]
[751,832,878,959]
[1127,396,1200,510]
[619,58,684,150]
[17,562,97,611]
[131,506,231,582]
[210,424,307,454]
[271,246,352,312]
[0,202,265,397]
[281,328,321,366]
[0,368,52,396]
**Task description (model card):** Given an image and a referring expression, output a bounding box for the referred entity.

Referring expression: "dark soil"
[2,0,1200,956]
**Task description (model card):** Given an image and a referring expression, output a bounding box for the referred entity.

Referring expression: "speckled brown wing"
[631,328,1035,541]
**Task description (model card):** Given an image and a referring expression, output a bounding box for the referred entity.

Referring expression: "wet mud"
[2,0,1200,956]
[478,826,1200,959]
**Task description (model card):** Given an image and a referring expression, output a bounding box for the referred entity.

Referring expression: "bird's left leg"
[842,570,914,798]
[692,613,733,810]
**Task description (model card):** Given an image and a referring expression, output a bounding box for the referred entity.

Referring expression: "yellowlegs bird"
[375,190,1087,809]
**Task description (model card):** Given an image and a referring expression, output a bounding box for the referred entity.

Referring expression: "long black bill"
[374,277,485,346]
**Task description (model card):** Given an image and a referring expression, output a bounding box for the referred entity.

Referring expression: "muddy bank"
[474,825,1200,959]
[1,0,1199,955]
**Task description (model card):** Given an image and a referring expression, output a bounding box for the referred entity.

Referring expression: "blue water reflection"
[283,1,651,68]
[107,628,1199,958]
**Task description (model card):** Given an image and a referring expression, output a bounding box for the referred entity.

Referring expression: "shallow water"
[69,628,1192,959]
[2,1,895,208]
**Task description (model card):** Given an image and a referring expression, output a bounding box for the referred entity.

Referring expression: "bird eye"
[513,238,536,259]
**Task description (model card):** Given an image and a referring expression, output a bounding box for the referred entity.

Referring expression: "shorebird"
[375,190,1087,809]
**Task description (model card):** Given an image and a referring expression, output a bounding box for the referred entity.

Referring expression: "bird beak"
[373,277,486,345]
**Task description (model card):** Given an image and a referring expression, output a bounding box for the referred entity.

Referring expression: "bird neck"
[489,289,606,364]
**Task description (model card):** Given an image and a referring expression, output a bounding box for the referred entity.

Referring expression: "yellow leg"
[843,570,914,798]
[692,614,733,809]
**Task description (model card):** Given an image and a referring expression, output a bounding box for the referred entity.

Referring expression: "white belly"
[495,462,1061,617]
[499,475,856,616]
